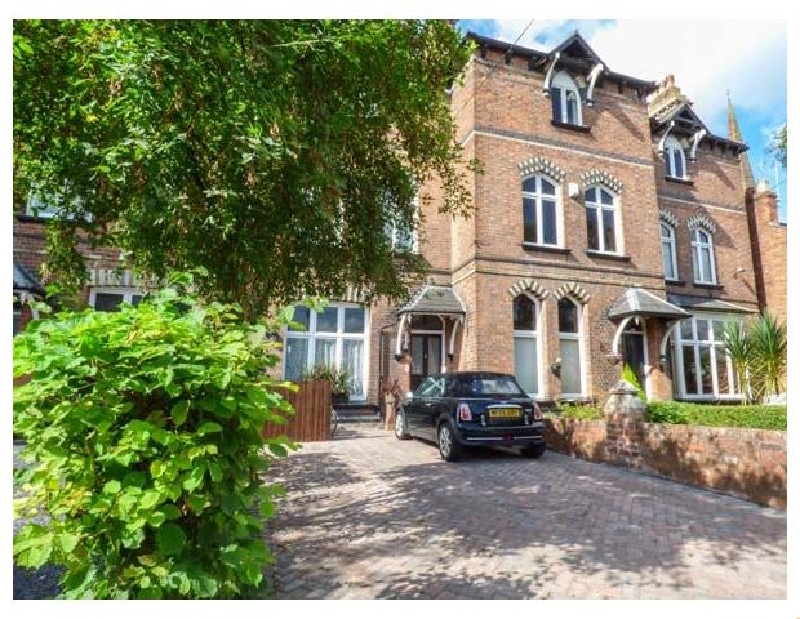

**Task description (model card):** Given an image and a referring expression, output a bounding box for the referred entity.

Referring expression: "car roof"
[427,372,516,379]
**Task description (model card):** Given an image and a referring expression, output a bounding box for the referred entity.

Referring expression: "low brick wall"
[544,418,606,462]
[545,418,786,508]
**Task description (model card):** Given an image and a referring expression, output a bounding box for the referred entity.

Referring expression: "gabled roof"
[397,285,466,316]
[465,31,657,93]
[608,288,689,321]
[551,31,603,65]
[648,75,748,154]
[13,261,44,294]
[651,100,707,134]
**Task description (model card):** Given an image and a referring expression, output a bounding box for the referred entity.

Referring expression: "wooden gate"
[262,379,332,442]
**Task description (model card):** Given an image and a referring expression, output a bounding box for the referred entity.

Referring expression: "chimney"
[648,74,691,117]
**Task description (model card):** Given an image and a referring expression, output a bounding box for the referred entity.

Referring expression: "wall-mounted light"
[733,267,745,279]
[550,357,562,377]
[568,182,580,198]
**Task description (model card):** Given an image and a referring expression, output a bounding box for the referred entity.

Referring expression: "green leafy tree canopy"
[13,20,476,317]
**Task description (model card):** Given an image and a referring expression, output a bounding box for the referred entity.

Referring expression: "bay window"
[676,316,742,399]
[284,304,368,399]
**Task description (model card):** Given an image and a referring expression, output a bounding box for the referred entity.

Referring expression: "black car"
[394,371,545,461]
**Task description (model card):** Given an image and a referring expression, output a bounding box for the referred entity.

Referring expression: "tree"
[748,312,786,399]
[768,124,787,168]
[13,20,476,318]
[722,320,751,404]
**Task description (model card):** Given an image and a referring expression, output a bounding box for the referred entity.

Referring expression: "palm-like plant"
[749,312,787,398]
[722,320,752,404]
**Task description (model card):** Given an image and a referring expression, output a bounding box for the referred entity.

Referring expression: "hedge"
[645,401,786,431]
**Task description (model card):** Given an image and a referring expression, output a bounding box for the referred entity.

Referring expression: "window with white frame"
[25,184,86,220]
[663,136,686,180]
[26,192,63,219]
[551,72,582,126]
[585,186,621,254]
[522,175,560,247]
[89,287,143,312]
[384,196,418,253]
[660,222,678,280]
[691,227,716,284]
[558,297,584,396]
[676,316,743,399]
[513,294,541,397]
[284,304,368,399]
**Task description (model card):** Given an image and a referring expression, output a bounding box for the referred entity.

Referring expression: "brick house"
[13,30,786,410]
[295,31,785,410]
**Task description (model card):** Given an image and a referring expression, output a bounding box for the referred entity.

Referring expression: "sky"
[457,19,787,219]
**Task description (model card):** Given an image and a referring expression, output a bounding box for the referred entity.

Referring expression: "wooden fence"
[262,379,332,442]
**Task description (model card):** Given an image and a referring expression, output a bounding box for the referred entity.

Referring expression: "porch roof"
[396,285,466,317]
[666,293,755,314]
[608,288,689,321]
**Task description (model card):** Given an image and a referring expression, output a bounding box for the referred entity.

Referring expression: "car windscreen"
[448,376,527,398]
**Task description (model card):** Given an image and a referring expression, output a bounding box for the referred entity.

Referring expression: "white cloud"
[489,19,786,136]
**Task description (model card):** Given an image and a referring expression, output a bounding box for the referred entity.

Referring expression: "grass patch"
[645,401,786,431]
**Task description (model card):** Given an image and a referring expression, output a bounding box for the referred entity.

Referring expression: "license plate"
[489,408,520,419]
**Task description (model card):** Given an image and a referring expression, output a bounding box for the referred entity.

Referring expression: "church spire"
[727,91,755,190]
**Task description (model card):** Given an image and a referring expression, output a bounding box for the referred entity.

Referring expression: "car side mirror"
[405,391,414,400]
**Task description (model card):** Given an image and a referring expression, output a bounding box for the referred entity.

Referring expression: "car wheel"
[437,423,461,462]
[521,443,546,459]
[395,408,410,440]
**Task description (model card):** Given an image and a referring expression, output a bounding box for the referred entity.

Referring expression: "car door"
[407,377,434,437]
[419,376,445,441]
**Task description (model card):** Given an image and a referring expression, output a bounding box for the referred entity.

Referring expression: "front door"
[410,334,442,392]
[621,324,646,395]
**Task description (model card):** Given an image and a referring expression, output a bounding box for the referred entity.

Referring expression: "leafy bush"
[13,281,296,599]
[557,403,604,420]
[646,401,786,431]
[620,364,645,401]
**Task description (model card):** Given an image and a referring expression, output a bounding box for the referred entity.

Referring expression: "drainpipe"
[586,62,605,107]
[378,321,398,411]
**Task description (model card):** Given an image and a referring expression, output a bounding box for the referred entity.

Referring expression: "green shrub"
[557,403,604,420]
[620,364,645,401]
[13,281,296,599]
[645,401,786,431]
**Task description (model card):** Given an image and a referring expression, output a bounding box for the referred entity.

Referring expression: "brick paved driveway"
[265,426,786,600]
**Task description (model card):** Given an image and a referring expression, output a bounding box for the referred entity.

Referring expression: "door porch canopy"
[607,288,689,358]
[394,285,466,359]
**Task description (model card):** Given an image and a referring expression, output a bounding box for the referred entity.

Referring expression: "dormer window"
[664,135,686,180]
[551,72,582,126]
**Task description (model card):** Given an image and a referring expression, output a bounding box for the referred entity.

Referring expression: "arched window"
[513,295,540,396]
[585,186,621,254]
[551,72,582,126]
[660,222,678,281]
[558,297,584,397]
[664,135,686,179]
[691,227,716,284]
[522,175,560,247]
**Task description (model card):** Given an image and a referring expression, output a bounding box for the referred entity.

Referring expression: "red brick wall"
[546,417,786,508]
[747,188,786,325]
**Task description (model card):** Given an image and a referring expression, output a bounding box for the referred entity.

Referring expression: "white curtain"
[560,338,581,394]
[342,339,364,398]
[514,337,538,395]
